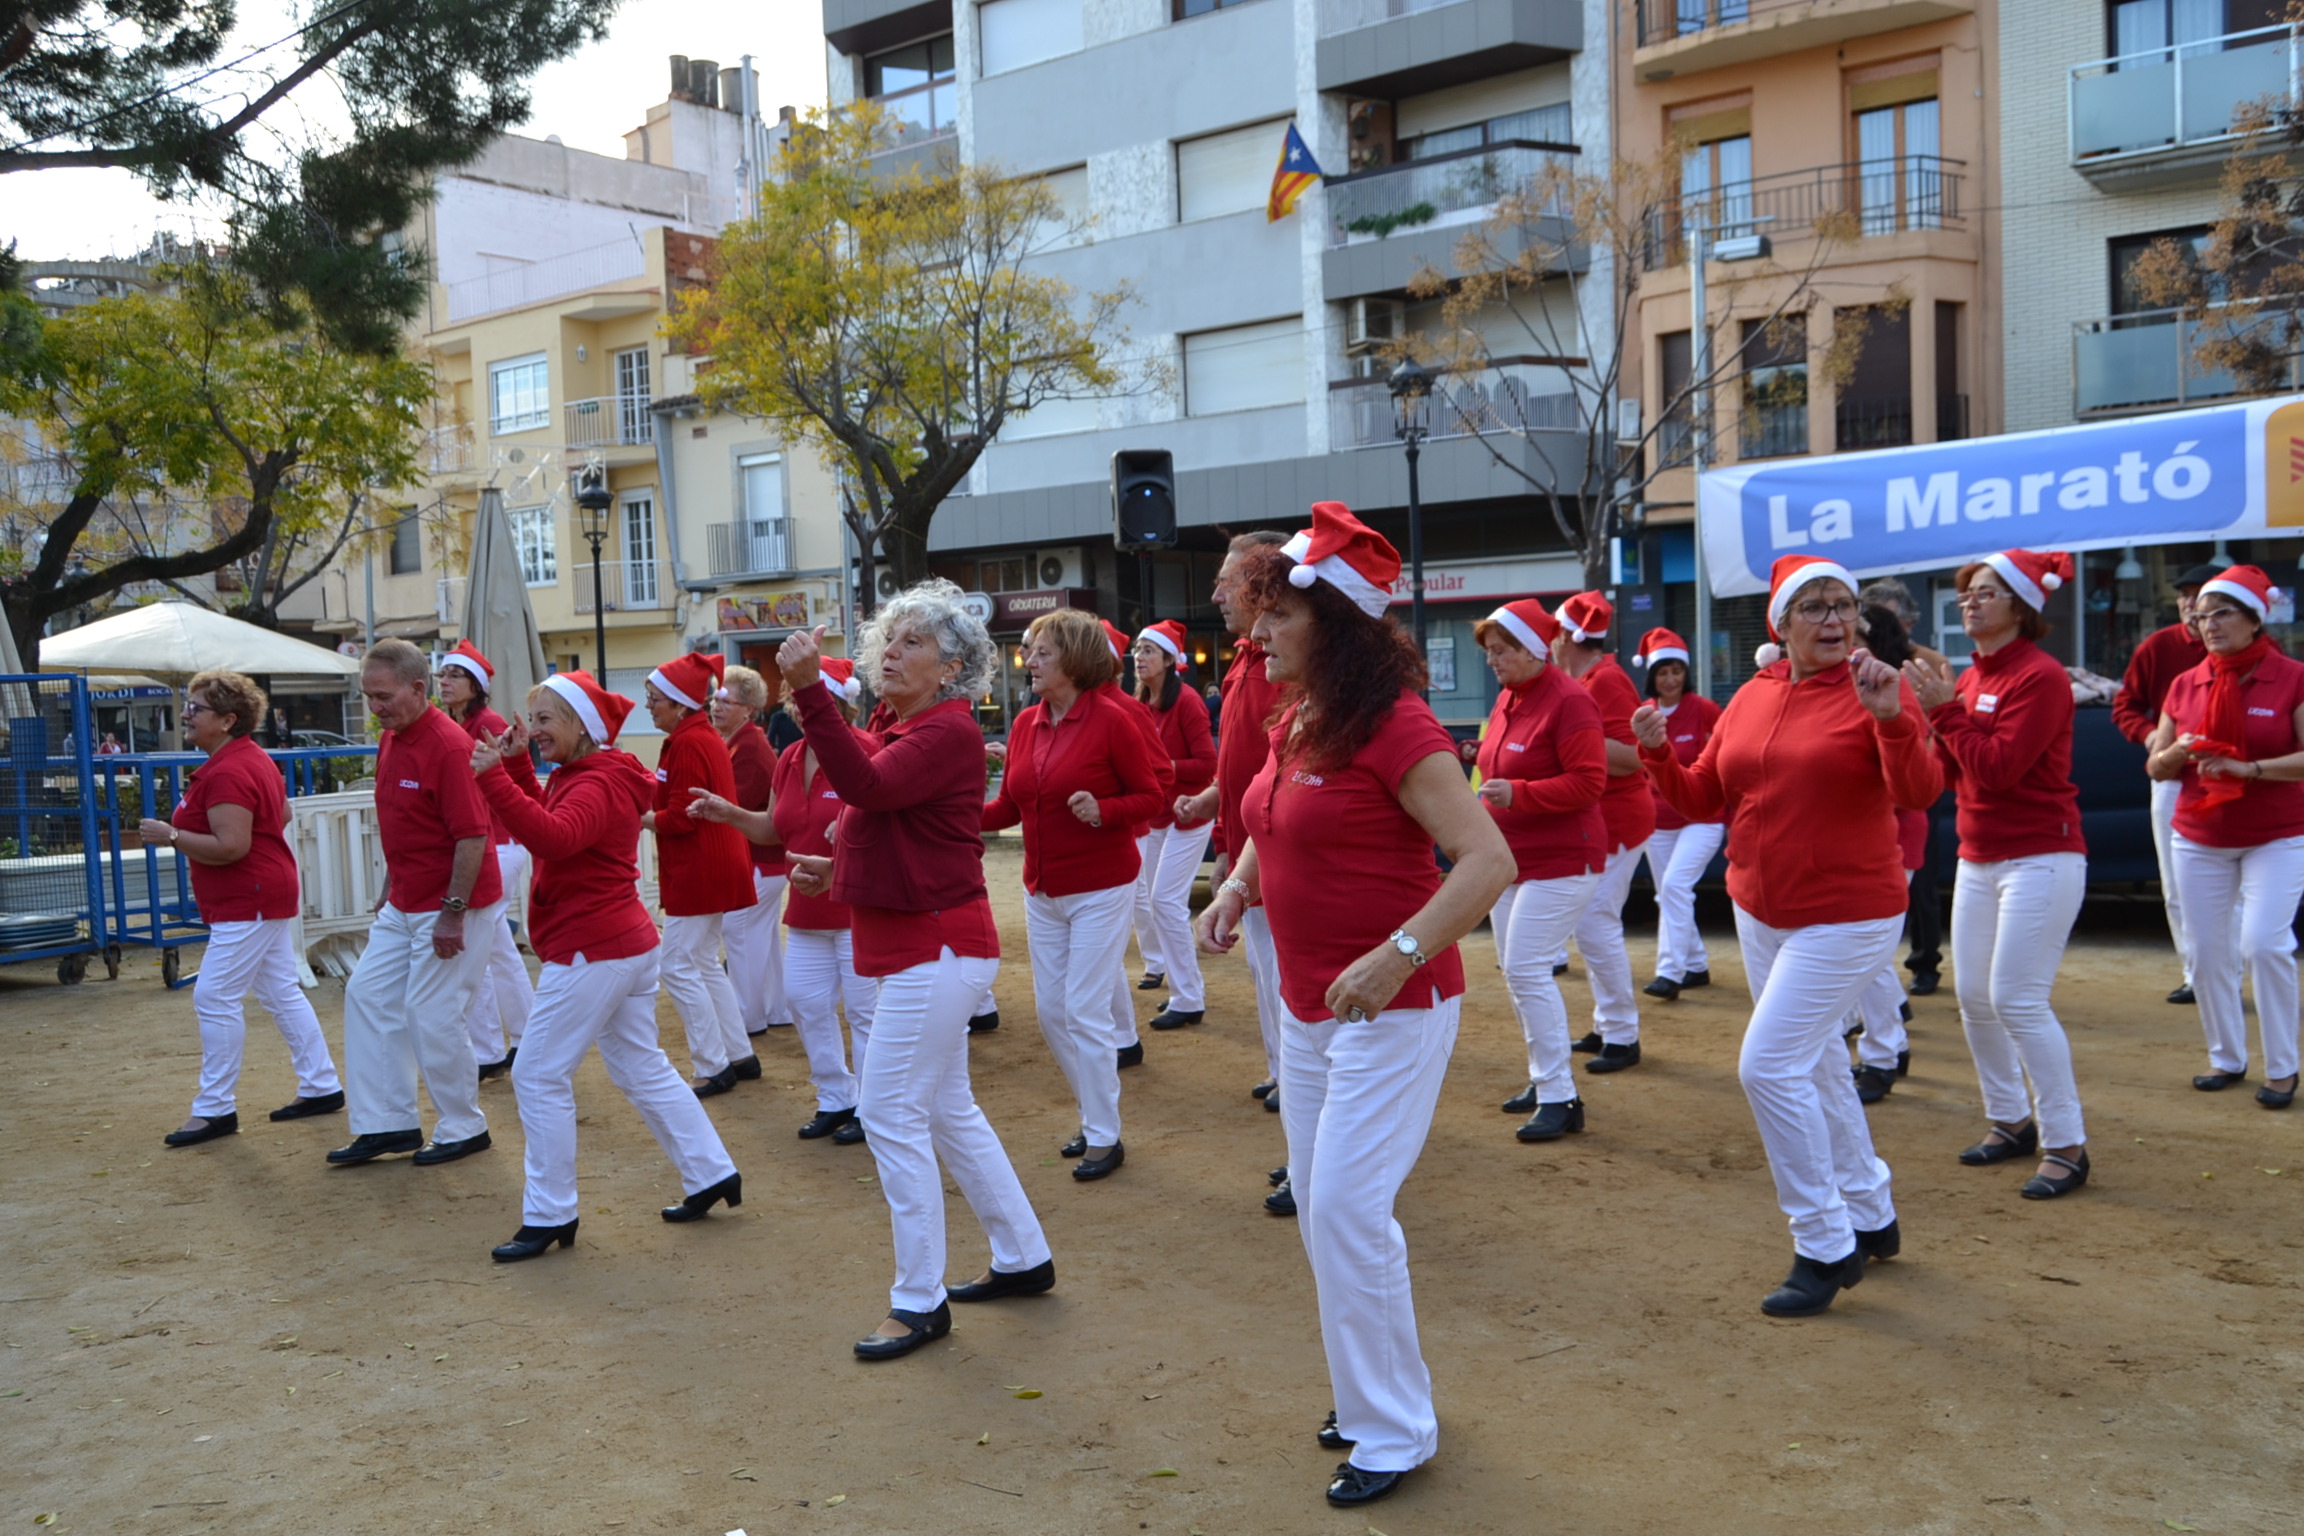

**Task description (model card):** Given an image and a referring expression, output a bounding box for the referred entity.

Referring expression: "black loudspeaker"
[1112,449,1177,551]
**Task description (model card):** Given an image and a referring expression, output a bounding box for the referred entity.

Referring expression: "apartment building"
[823,0,1612,727]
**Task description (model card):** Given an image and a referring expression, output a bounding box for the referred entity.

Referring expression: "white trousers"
[342,901,503,1142]
[1280,995,1460,1475]
[1243,906,1288,1081]
[1023,882,1136,1146]
[465,842,535,1065]
[2172,832,2304,1081]
[1952,853,2089,1145]
[723,870,791,1031]
[661,912,750,1078]
[862,949,1050,1312]
[785,927,878,1111]
[1132,823,1213,1010]
[512,950,738,1226]
[1644,824,1723,982]
[1851,871,1913,1072]
[1492,872,1600,1102]
[190,918,339,1119]
[1110,961,1140,1050]
[1733,907,1902,1261]
[2152,777,2194,984]
[1573,840,1648,1044]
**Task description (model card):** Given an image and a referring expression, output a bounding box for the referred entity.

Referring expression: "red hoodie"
[480,748,660,965]
[982,682,1166,896]
[1928,637,2086,864]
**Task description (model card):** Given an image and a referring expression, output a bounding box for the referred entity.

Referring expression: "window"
[1680,130,1753,241]
[2111,226,2213,313]
[981,0,1082,75]
[1401,102,1574,160]
[1177,119,1289,223]
[489,355,549,434]
[2110,1,2276,61]
[1854,96,1941,234]
[388,512,422,575]
[1034,164,1091,249]
[1739,315,1807,460]
[508,506,556,586]
[739,453,790,574]
[1183,317,1304,416]
[1175,0,1254,16]
[621,494,658,608]
[614,346,652,444]
[865,35,956,143]
[1657,330,1694,465]
[1005,394,1103,439]
[1675,0,1750,33]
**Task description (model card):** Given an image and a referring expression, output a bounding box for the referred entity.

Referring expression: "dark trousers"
[1905,805,1944,979]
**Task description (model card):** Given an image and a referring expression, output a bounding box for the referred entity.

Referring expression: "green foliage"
[1346,201,1438,238]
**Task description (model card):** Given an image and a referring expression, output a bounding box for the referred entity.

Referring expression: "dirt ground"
[4,840,2301,1535]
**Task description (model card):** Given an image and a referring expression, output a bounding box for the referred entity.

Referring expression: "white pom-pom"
[1288,563,1317,589]
[1754,642,1783,668]
[2042,572,2062,592]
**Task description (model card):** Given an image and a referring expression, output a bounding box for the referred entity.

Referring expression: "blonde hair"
[186,669,266,738]
[1022,608,1119,691]
[721,664,771,711]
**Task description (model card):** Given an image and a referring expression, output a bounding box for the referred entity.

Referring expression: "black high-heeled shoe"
[1957,1119,2037,1166]
[662,1172,742,1222]
[853,1302,952,1361]
[492,1220,577,1262]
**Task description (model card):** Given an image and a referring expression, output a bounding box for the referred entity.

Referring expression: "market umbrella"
[35,601,363,679]
[460,488,549,720]
[0,606,30,721]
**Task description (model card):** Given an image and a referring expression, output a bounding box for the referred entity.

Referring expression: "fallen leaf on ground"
[433,1354,448,1362]
[2164,1522,2197,1532]
[1787,1443,1801,1450]
[503,1418,528,1427]
[823,1494,846,1507]
[1148,1468,1178,1477]
[977,1433,989,1445]
[1012,1389,1042,1399]
[34,1515,56,1526]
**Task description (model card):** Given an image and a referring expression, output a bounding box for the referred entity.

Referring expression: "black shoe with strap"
[853,1302,951,1361]
[1317,1409,1355,1451]
[1265,1179,1296,1217]
[1326,1463,1408,1507]
[1072,1142,1125,1181]
[1136,971,1166,991]
[2020,1149,2090,1200]
[947,1258,1056,1302]
[163,1112,239,1148]
[1958,1119,2037,1166]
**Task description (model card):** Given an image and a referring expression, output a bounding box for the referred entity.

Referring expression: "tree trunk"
[883,501,936,591]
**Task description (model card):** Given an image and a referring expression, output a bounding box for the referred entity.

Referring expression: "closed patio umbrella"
[460,488,549,719]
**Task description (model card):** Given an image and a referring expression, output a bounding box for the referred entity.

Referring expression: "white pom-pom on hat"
[1288,564,1317,590]
[1754,641,1784,669]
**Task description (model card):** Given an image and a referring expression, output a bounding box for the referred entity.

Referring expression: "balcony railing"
[1317,0,1463,35]
[2070,23,2301,166]
[2072,306,2300,417]
[1833,393,1971,451]
[564,395,654,449]
[1329,359,1584,450]
[1739,401,1808,459]
[443,238,648,323]
[1326,140,1579,248]
[572,558,671,614]
[706,517,796,578]
[1643,155,1964,270]
[418,424,473,474]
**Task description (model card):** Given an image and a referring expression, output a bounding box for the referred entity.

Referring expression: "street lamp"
[1387,357,1433,666]
[573,464,614,677]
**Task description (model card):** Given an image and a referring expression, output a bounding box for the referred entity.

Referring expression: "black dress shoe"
[1852,1064,1895,1104]
[692,1066,739,1097]
[1264,1086,1280,1113]
[2194,1069,2246,1091]
[1552,961,1571,977]
[2258,1077,2298,1109]
[1268,1164,1289,1186]
[967,1009,1001,1034]
[1895,1049,1910,1078]
[1265,1179,1296,1216]
[1643,975,1681,1000]
[1760,1250,1866,1317]
[1898,1000,1913,1023]
[163,1112,239,1148]
[1326,1462,1408,1507]
[729,1055,763,1081]
[853,1302,952,1361]
[1584,1041,1641,1074]
[832,1118,867,1145]
[1854,1219,1900,1261]
[1958,1120,2037,1165]
[1149,1007,1204,1031]
[1909,971,1940,997]
[491,1220,577,1262]
[662,1171,743,1222]
[798,1107,857,1140]
[2167,983,2197,1005]
[1251,1079,1276,1100]
[269,1090,344,1122]
[1516,1098,1585,1142]
[413,1130,492,1166]
[1116,1042,1144,1069]
[1571,1030,1603,1054]
[1317,1409,1356,1451]
[1072,1142,1125,1181]
[2020,1149,2090,1200]
[1060,1132,1088,1159]
[946,1258,1055,1302]
[477,1049,515,1084]
[1681,968,1711,989]
[1136,971,1166,991]
[1502,1080,1540,1114]
[326,1129,423,1165]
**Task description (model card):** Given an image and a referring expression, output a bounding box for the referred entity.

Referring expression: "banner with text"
[1698,395,2304,598]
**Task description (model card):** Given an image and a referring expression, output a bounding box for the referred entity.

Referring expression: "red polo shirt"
[1474,664,1607,881]
[2111,621,2208,744]
[375,705,503,914]
[1580,654,1658,853]
[1113,688,1177,838]
[982,683,1166,897]
[1927,637,2086,864]
[2165,650,2304,847]
[1648,694,1725,831]
[1145,684,1215,830]
[651,709,758,917]
[1213,639,1281,860]
[172,734,298,923]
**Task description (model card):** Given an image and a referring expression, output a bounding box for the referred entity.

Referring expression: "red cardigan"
[480,749,660,964]
[1474,664,1607,881]
[794,683,989,913]
[1213,639,1281,859]
[1144,684,1215,830]
[1581,655,1658,854]
[725,720,786,876]
[1644,660,1943,929]
[651,709,758,917]
[772,730,876,930]
[1648,693,1724,831]
[982,683,1166,896]
[1928,637,2086,864]
[2111,622,2207,744]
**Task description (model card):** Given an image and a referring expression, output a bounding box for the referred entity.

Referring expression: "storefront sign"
[991,588,1099,629]
[717,591,812,632]
[1385,556,1584,607]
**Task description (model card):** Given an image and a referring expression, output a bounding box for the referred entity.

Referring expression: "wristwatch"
[1388,928,1427,966]
[440,896,469,914]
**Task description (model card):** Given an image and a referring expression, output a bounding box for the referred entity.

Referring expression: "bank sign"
[1698,395,2304,597]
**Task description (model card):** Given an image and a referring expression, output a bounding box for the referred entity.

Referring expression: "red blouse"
[455,705,541,845]
[1213,639,1281,860]
[1581,655,1658,854]
[480,748,660,965]
[651,709,758,917]
[1648,694,1725,832]
[980,683,1166,897]
[1927,637,2086,864]
[1473,665,1607,882]
[172,734,298,924]
[1144,684,1215,830]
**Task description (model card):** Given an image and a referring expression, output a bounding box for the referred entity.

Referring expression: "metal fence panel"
[0,675,110,982]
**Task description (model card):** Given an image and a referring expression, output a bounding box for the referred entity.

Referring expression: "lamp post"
[574,465,614,677]
[1388,357,1433,665]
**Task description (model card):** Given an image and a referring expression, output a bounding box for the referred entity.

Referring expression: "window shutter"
[1177,120,1289,222]
[981,0,1083,76]
[1183,318,1304,416]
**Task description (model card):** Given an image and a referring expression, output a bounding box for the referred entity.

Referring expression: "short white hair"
[859,577,996,704]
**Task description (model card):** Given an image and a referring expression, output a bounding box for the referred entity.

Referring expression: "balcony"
[1324,140,1580,298]
[1739,400,1808,459]
[706,518,797,579]
[442,238,648,323]
[824,0,949,56]
[1641,154,1963,270]
[1832,393,1970,450]
[572,558,672,614]
[1632,0,1974,81]
[1329,358,1584,450]
[2072,307,2298,418]
[1315,0,1581,98]
[418,424,474,475]
[563,395,654,450]
[2069,23,2300,188]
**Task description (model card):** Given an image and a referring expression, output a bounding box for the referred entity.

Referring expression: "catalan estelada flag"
[1267,122,1323,222]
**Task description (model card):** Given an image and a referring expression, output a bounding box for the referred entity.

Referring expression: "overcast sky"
[0,0,830,262]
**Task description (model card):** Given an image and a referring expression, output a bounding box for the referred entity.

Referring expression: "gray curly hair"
[859,577,996,705]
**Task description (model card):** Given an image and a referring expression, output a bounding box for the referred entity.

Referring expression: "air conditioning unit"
[1346,296,1404,355]
[876,568,901,600]
[1034,547,1084,589]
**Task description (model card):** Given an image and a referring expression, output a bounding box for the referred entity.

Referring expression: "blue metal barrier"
[1,675,111,984]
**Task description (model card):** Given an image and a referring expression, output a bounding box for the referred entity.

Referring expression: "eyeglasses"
[1790,600,1858,624]
[2195,605,2251,625]
[181,700,213,717]
[1955,588,2008,608]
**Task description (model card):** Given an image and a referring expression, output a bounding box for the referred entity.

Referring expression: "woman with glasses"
[1902,551,2093,1197]
[2146,564,2304,1111]
[1637,555,1941,1317]
[141,671,343,1146]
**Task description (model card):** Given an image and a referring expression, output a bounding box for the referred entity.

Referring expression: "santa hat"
[1138,620,1188,664]
[1558,592,1612,644]
[1754,641,1785,669]
[1766,554,1858,639]
[1979,548,2074,614]
[539,670,633,747]
[819,655,863,703]
[1280,501,1402,620]
[1099,619,1130,662]
[1637,628,1690,669]
[648,651,724,710]
[438,639,493,686]
[2200,564,2282,622]
[1485,598,1559,655]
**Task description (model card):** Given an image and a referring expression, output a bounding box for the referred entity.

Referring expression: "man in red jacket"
[2111,561,2220,1005]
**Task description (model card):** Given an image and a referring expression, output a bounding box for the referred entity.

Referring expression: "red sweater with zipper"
[1580,654,1658,853]
[772,729,877,930]
[1644,659,1943,929]
[455,705,542,845]
[726,719,787,877]
[1474,664,1607,881]
[1648,693,1725,831]
[1145,683,1215,830]
[2111,621,2207,744]
[1213,639,1282,859]
[982,682,1166,896]
[651,709,757,916]
[479,748,659,964]
[1927,636,2086,864]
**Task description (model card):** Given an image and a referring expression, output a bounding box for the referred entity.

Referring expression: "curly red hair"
[1232,545,1427,772]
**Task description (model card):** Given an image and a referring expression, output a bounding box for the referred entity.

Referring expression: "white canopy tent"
[36,602,365,680]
